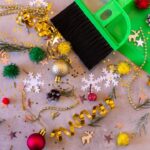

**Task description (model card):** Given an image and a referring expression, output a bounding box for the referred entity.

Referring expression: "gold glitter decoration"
[117,61,131,75]
[57,41,71,55]
[50,98,115,141]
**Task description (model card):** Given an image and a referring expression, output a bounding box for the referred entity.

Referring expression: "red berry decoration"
[2,97,10,105]
[27,133,45,150]
[135,0,149,9]
[88,93,97,101]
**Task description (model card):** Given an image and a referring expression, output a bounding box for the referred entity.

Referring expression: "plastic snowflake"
[23,73,44,93]
[81,73,102,92]
[100,68,120,88]
[29,0,48,7]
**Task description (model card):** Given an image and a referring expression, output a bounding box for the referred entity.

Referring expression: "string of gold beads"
[127,27,148,110]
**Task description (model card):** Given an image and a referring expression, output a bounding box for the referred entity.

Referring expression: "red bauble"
[135,0,149,9]
[27,133,45,150]
[88,93,97,101]
[2,97,10,105]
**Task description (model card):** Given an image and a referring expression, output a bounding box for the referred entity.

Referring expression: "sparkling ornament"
[117,132,130,146]
[27,129,46,150]
[135,0,149,9]
[117,62,131,75]
[57,41,71,55]
[2,97,10,105]
[88,93,97,101]
[52,59,69,83]
[47,89,61,101]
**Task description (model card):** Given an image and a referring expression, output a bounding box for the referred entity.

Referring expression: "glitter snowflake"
[100,68,120,88]
[23,73,44,93]
[81,73,102,92]
[29,0,48,7]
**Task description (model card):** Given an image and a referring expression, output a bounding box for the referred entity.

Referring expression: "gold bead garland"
[27,100,80,122]
[127,27,148,110]
[50,98,115,141]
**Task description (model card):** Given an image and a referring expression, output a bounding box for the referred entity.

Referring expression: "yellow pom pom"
[117,132,130,146]
[117,62,130,75]
[57,41,71,55]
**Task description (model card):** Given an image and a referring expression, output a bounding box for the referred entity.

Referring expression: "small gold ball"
[52,59,69,77]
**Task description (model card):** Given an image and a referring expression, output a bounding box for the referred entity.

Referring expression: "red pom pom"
[27,133,45,150]
[135,0,149,9]
[2,97,10,105]
[88,93,97,101]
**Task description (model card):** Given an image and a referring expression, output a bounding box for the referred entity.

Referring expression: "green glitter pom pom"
[3,63,20,79]
[29,47,46,63]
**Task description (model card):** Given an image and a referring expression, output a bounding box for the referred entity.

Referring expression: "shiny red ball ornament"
[27,133,45,150]
[2,97,10,105]
[88,93,97,101]
[135,0,149,9]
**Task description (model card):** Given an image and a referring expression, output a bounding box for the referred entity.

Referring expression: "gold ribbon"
[50,98,115,141]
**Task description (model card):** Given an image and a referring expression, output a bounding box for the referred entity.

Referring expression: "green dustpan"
[76,0,150,74]
[117,1,150,74]
[75,0,132,50]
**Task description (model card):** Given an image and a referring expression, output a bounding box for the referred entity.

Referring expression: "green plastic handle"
[75,0,131,50]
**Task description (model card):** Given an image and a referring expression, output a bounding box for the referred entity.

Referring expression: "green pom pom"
[29,47,46,63]
[3,63,20,79]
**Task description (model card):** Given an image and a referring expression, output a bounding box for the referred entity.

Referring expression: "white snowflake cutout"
[100,68,120,88]
[23,73,44,93]
[29,0,48,7]
[81,73,102,92]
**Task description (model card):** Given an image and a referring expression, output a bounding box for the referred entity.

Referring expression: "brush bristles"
[51,3,112,69]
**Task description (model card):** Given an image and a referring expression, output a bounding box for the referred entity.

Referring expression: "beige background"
[0,0,150,150]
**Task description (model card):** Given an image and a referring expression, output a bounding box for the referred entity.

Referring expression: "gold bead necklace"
[127,27,148,110]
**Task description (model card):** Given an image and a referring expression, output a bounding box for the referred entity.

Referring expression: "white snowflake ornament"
[100,68,120,88]
[29,0,48,7]
[23,73,44,93]
[81,73,102,92]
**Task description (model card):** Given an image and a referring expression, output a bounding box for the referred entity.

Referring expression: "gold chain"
[127,27,148,110]
[28,100,80,122]
[0,4,48,17]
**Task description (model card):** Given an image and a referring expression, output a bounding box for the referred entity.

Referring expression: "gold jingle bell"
[52,59,70,83]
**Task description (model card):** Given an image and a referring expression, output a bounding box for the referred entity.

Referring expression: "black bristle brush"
[51,0,131,69]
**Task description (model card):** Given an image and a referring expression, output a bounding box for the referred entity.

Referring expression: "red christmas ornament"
[135,0,149,9]
[2,97,10,105]
[88,93,97,101]
[27,133,45,150]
